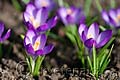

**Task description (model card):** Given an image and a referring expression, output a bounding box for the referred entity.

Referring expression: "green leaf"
[84,0,92,16]
[33,56,45,76]
[92,45,97,75]
[11,0,22,11]
[22,0,30,4]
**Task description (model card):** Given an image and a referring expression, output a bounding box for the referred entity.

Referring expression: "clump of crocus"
[24,29,54,76]
[34,0,55,11]
[0,22,11,43]
[102,8,120,28]
[58,6,85,25]
[23,3,57,32]
[78,23,112,48]
[78,22,114,78]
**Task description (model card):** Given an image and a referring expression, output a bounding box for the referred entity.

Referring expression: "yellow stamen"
[41,1,48,7]
[67,9,73,15]
[33,41,40,51]
[30,16,40,29]
[87,34,93,39]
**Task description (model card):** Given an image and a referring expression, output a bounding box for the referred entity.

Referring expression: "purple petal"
[78,24,88,42]
[35,49,44,56]
[35,44,54,56]
[58,7,68,25]
[66,15,74,24]
[87,23,99,40]
[96,30,112,48]
[35,8,48,25]
[1,29,11,42]
[26,29,36,43]
[23,12,31,23]
[26,3,36,15]
[47,16,58,28]
[84,38,96,48]
[39,34,47,49]
[78,24,88,36]
[25,44,35,55]
[43,44,54,54]
[102,10,110,23]
[109,9,117,23]
[33,34,47,50]
[35,0,49,8]
[0,22,4,37]
[36,23,49,32]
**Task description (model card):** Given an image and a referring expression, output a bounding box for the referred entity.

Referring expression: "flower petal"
[26,3,36,15]
[96,30,112,48]
[87,23,99,40]
[43,44,54,54]
[1,29,11,42]
[47,16,58,28]
[35,8,48,25]
[35,44,54,56]
[26,29,36,43]
[78,24,88,36]
[58,7,68,25]
[25,44,35,55]
[84,38,96,48]
[102,10,110,23]
[36,23,49,32]
[0,22,4,37]
[39,34,47,49]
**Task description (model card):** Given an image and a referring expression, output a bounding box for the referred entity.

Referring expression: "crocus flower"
[34,0,55,11]
[0,22,11,43]
[24,29,54,56]
[102,8,120,28]
[23,3,57,32]
[58,6,85,25]
[78,23,112,48]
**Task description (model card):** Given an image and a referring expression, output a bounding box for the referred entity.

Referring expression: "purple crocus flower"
[102,8,120,28]
[23,3,57,32]
[24,29,54,56]
[34,0,55,11]
[58,6,85,25]
[0,22,11,43]
[78,23,112,48]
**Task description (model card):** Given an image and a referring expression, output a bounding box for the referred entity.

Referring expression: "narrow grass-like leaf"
[33,56,45,76]
[84,0,92,16]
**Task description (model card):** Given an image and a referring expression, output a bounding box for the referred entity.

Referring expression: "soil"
[0,0,120,80]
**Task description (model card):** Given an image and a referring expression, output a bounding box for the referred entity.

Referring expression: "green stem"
[93,45,96,76]
[110,0,115,8]
[33,56,45,76]
[95,0,102,12]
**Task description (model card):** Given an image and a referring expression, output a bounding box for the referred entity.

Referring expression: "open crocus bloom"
[0,22,11,43]
[23,3,57,32]
[34,0,55,11]
[58,6,85,25]
[102,8,120,28]
[78,23,112,48]
[24,29,54,56]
